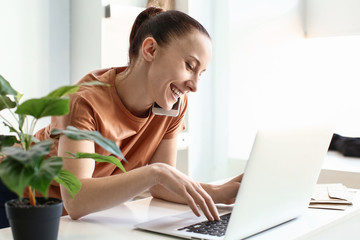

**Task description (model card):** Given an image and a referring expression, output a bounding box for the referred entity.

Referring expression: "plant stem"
[28,186,36,206]
[29,118,38,136]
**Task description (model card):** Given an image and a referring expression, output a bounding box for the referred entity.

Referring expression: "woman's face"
[147,30,212,111]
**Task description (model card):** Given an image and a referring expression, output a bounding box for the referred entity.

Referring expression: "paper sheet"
[309,184,355,210]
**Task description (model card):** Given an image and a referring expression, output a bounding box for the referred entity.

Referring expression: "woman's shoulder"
[76,67,117,85]
[72,67,124,100]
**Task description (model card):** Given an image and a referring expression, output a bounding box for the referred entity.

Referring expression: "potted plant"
[0,75,126,240]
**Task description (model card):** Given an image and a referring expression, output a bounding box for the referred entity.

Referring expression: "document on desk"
[309,183,356,210]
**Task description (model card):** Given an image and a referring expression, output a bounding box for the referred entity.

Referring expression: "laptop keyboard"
[177,213,231,237]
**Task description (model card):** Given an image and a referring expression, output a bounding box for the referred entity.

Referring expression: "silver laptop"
[135,126,333,240]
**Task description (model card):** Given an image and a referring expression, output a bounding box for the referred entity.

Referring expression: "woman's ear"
[142,37,157,62]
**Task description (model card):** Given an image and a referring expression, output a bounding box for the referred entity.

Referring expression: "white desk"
[319,152,360,189]
[1,192,360,240]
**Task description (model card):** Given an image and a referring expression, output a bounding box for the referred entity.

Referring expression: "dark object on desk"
[0,179,17,229]
[329,133,360,157]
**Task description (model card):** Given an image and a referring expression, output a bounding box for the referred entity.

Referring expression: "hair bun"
[129,7,163,47]
[128,7,210,65]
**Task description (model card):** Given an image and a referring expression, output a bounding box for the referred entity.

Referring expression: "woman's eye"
[186,62,194,71]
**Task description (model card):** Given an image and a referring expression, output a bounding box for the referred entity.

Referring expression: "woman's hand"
[210,174,244,204]
[151,162,220,221]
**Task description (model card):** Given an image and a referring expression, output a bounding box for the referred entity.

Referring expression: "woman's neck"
[114,66,153,118]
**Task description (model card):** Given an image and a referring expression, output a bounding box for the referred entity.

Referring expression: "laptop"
[135,125,333,240]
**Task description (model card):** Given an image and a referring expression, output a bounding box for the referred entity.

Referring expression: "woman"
[36,7,242,221]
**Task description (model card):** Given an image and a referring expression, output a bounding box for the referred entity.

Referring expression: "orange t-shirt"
[35,67,187,201]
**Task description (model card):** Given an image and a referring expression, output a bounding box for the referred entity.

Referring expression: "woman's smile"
[170,83,183,100]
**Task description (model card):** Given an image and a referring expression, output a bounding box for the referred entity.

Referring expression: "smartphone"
[152,97,182,117]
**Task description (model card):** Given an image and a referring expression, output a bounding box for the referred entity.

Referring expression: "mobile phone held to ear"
[152,97,182,117]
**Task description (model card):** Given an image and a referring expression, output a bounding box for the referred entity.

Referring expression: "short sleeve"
[61,95,96,131]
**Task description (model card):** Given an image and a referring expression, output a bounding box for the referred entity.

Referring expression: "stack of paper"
[309,184,356,210]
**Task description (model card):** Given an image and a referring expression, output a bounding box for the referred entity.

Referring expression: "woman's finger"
[188,184,219,221]
[202,192,219,220]
[183,190,201,217]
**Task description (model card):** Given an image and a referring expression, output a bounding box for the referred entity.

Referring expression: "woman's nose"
[185,77,199,93]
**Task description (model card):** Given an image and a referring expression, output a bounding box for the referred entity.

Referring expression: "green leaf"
[15,92,23,104]
[16,97,70,119]
[71,152,126,173]
[1,140,52,166]
[0,135,18,150]
[31,135,40,144]
[30,156,63,197]
[22,134,34,151]
[27,140,53,168]
[0,156,34,198]
[0,75,18,96]
[54,169,82,198]
[0,95,16,110]
[3,122,17,134]
[46,81,108,98]
[52,126,126,161]
[46,86,80,98]
[1,146,29,163]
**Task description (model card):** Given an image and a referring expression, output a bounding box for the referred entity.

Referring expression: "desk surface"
[324,151,360,173]
[1,190,360,240]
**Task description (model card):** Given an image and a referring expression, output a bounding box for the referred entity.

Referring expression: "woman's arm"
[58,136,220,221]
[58,136,160,220]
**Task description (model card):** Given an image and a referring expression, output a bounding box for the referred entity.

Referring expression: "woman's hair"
[128,7,211,65]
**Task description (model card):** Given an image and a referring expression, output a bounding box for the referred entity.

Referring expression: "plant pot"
[5,198,63,240]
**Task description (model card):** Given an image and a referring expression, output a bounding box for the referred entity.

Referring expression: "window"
[227,0,360,160]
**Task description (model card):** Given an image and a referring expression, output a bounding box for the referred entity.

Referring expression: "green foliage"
[54,169,82,198]
[0,96,16,111]
[46,81,109,98]
[0,75,17,96]
[16,98,70,119]
[0,75,125,203]
[0,135,18,149]
[52,126,126,161]
[67,152,127,173]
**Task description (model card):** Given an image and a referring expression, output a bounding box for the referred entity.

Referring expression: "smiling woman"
[11,7,243,222]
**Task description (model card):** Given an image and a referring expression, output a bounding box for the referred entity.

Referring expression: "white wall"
[70,0,149,83]
[0,0,70,134]
[224,0,360,186]
[227,0,305,160]
[305,0,360,37]
[70,0,102,84]
[1,0,48,99]
[227,0,360,164]
[49,1,71,90]
[101,5,145,69]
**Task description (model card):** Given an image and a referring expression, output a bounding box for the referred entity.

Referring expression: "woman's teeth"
[171,87,182,98]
